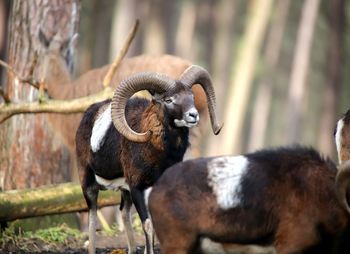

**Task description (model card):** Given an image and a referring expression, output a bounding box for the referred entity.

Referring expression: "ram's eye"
[164,98,173,104]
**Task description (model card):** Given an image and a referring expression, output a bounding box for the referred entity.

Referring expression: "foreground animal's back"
[149,146,350,253]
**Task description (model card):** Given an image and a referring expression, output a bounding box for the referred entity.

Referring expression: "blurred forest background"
[0,0,350,191]
[76,0,350,160]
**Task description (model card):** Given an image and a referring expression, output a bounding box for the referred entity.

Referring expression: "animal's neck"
[141,103,189,152]
[42,54,73,100]
[141,104,165,150]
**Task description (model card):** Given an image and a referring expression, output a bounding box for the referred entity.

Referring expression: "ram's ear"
[38,28,50,48]
[148,89,156,96]
[150,91,163,102]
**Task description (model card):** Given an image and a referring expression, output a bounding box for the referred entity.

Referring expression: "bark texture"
[0,0,79,190]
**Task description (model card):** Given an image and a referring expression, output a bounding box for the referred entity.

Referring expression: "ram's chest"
[120,139,187,188]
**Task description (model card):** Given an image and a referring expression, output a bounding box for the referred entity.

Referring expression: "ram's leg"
[80,165,99,254]
[121,189,137,254]
[87,205,98,254]
[82,186,98,254]
[130,187,154,254]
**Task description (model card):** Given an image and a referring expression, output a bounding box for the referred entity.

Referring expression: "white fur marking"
[335,118,344,164]
[95,175,129,191]
[90,104,112,152]
[144,187,153,211]
[174,107,199,128]
[174,119,198,128]
[207,156,249,209]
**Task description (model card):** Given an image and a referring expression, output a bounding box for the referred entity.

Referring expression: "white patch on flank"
[200,238,226,254]
[144,187,153,211]
[207,156,249,210]
[95,175,129,191]
[90,104,112,152]
[335,118,344,164]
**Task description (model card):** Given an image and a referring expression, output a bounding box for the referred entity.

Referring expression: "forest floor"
[0,224,275,254]
[0,224,160,254]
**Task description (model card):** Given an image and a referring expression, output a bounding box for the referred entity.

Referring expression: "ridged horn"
[335,160,350,214]
[111,72,176,143]
[179,65,223,135]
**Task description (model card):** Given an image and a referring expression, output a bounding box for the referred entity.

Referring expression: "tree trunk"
[109,0,138,61]
[91,0,115,69]
[0,0,10,85]
[220,0,274,154]
[0,182,120,222]
[0,0,79,190]
[287,0,320,143]
[144,0,166,55]
[175,0,197,59]
[318,0,345,157]
[247,0,290,152]
[204,0,236,156]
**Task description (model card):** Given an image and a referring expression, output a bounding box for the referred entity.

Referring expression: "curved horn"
[179,65,223,135]
[336,160,350,214]
[111,72,176,143]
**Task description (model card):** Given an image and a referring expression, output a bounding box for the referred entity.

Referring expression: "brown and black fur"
[76,95,189,204]
[149,146,350,254]
[76,83,195,253]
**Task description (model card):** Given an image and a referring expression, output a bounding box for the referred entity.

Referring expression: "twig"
[0,88,10,103]
[0,59,15,75]
[0,59,41,90]
[103,19,139,88]
[0,113,11,124]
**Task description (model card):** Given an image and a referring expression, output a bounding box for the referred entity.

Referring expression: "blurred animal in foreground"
[75,66,221,254]
[148,146,350,254]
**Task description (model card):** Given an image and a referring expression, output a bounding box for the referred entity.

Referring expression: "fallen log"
[0,182,120,222]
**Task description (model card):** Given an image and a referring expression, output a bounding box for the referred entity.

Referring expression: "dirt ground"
[0,233,159,254]
[0,231,275,254]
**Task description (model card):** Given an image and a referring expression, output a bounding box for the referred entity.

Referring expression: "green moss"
[34,224,83,243]
[0,223,86,252]
[8,213,80,232]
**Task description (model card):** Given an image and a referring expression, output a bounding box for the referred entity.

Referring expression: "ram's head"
[111,65,222,142]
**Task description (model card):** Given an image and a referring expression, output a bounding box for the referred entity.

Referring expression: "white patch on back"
[90,104,112,152]
[335,118,344,164]
[95,175,129,191]
[207,156,249,210]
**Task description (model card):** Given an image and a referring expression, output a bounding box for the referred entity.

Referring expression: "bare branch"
[0,59,41,90]
[0,59,15,74]
[0,87,114,124]
[0,88,10,103]
[103,19,140,87]
[0,20,139,123]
